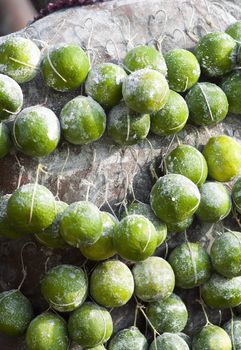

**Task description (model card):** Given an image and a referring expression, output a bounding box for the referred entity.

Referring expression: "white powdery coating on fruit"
[199,182,231,210]
[150,333,189,350]
[109,327,148,350]
[223,318,241,349]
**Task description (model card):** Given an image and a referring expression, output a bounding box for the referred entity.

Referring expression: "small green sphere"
[146,293,188,333]
[41,264,88,312]
[223,317,241,350]
[7,183,56,234]
[221,71,241,115]
[0,74,23,120]
[59,201,103,248]
[90,260,134,308]
[60,96,106,145]
[68,302,113,348]
[122,68,169,114]
[0,122,11,158]
[107,102,150,145]
[201,273,241,309]
[0,36,40,83]
[149,333,189,350]
[203,135,241,182]
[108,327,148,350]
[226,21,241,41]
[150,174,200,224]
[192,324,232,350]
[150,90,188,136]
[113,214,157,262]
[232,177,241,213]
[168,242,211,289]
[0,194,24,239]
[132,256,175,302]
[0,289,33,336]
[26,312,69,350]
[13,105,60,157]
[41,44,89,92]
[165,49,200,92]
[123,45,167,75]
[85,63,127,108]
[166,216,193,234]
[195,32,236,77]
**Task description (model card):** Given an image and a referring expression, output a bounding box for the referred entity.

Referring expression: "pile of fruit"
[0,15,241,350]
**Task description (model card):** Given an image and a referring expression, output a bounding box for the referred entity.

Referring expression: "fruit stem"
[29,164,47,224]
[134,295,161,336]
[18,241,36,290]
[196,288,210,326]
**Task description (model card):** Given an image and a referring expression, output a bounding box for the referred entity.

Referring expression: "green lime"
[107,102,150,145]
[41,264,88,312]
[113,214,157,262]
[90,260,134,308]
[221,71,241,115]
[0,74,23,120]
[166,216,193,234]
[165,49,200,92]
[146,293,188,333]
[165,144,208,186]
[34,201,68,248]
[192,324,231,350]
[0,36,40,83]
[150,90,188,136]
[149,333,189,350]
[85,63,127,108]
[186,82,228,126]
[108,327,148,350]
[195,32,236,77]
[223,317,241,350]
[132,256,175,302]
[0,289,33,336]
[201,273,241,309]
[226,21,241,41]
[168,242,211,289]
[0,122,12,159]
[60,96,106,145]
[123,45,167,75]
[232,177,241,213]
[122,68,169,114]
[26,312,69,350]
[68,302,113,348]
[41,44,89,92]
[150,174,200,224]
[7,183,56,234]
[203,135,241,182]
[0,194,25,239]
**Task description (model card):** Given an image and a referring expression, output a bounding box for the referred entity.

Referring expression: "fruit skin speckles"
[108,327,148,350]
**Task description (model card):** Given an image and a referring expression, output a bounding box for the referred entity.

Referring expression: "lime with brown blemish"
[108,327,148,350]
[0,122,12,158]
[223,317,241,350]
[0,194,25,239]
[193,324,231,350]
[232,177,241,213]
[221,71,241,115]
[0,74,23,120]
[166,216,193,234]
[149,333,189,350]
[226,20,241,42]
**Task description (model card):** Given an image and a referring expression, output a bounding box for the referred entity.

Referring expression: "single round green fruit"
[122,68,169,114]
[166,216,193,234]
[195,31,236,77]
[150,174,200,224]
[149,333,189,350]
[68,302,113,348]
[107,102,150,145]
[203,135,241,182]
[0,74,23,120]
[90,260,134,308]
[41,264,88,312]
[150,90,188,136]
[232,177,241,213]
[26,312,69,350]
[146,293,188,333]
[59,201,102,248]
[226,20,241,41]
[123,45,167,75]
[0,194,24,239]
[221,71,241,115]
[165,49,200,92]
[192,324,232,350]
[201,273,241,309]
[0,36,40,83]
[168,242,211,289]
[7,183,56,234]
[186,82,228,126]
[108,327,148,350]
[60,96,106,145]
[223,317,241,350]
[0,289,33,336]
[113,214,157,261]
[41,44,89,92]
[85,63,127,108]
[0,123,11,158]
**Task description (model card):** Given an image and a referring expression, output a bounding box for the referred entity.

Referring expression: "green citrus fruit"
[68,302,113,348]
[0,74,23,120]
[150,90,188,136]
[223,317,241,350]
[113,214,157,261]
[150,174,200,224]
[192,324,231,350]
[0,36,40,83]
[166,216,193,234]
[41,44,89,92]
[165,49,200,92]
[195,32,236,77]
[226,20,241,41]
[146,293,188,333]
[26,312,69,350]
[221,71,241,115]
[232,177,241,213]
[0,289,33,336]
[107,102,150,145]
[0,122,12,158]
[7,183,56,234]
[0,194,25,239]
[90,260,134,308]
[41,264,88,312]
[122,68,169,114]
[59,201,102,248]
[149,333,189,350]
[168,242,211,289]
[203,135,241,182]
[108,327,148,350]
[85,63,127,108]
[132,256,175,302]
